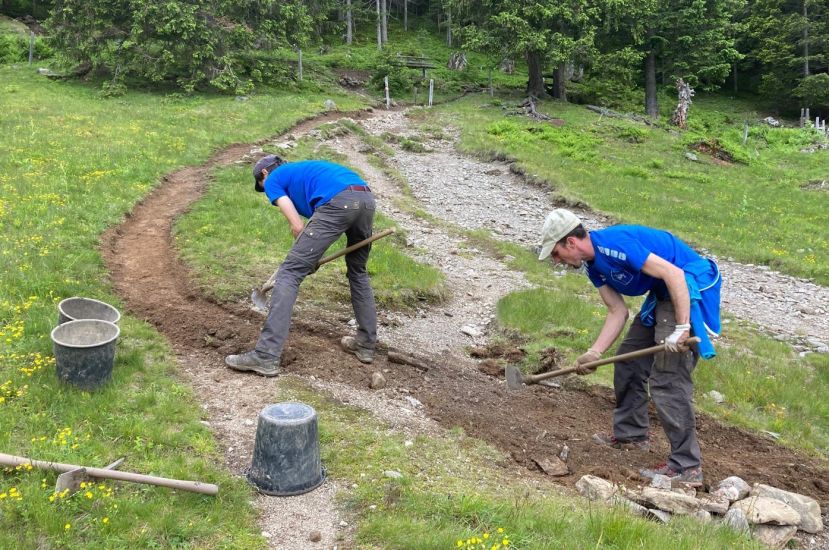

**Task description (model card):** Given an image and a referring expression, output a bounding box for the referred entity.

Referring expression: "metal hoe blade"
[250,287,269,312]
[505,365,526,390]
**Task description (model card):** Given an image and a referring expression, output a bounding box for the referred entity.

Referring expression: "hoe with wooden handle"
[505,337,701,390]
[251,228,395,312]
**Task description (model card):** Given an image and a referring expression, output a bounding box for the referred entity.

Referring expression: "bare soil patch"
[101,109,829,546]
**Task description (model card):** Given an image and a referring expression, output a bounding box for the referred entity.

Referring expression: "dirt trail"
[102,108,829,546]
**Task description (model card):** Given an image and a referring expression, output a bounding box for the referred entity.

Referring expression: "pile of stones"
[576,474,823,548]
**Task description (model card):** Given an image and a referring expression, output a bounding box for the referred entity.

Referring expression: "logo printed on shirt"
[598,246,626,261]
[610,269,634,285]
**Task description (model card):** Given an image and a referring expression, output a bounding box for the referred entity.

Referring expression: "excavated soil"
[101,109,829,541]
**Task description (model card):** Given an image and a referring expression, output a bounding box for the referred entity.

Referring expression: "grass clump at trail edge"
[278,379,761,550]
[0,64,364,547]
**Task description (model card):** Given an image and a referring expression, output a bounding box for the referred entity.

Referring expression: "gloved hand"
[665,323,691,352]
[573,348,602,375]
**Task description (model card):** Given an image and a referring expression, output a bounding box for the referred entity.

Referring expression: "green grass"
[0,65,366,547]
[278,378,761,550]
[174,125,447,310]
[432,93,829,285]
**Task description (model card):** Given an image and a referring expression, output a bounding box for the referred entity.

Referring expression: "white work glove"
[573,348,602,375]
[665,323,691,352]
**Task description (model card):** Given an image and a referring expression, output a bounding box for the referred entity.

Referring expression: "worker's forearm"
[665,272,691,325]
[592,309,629,354]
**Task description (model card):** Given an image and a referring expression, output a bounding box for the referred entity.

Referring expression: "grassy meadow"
[0,65,366,547]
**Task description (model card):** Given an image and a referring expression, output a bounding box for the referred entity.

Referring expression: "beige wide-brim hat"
[538,209,581,260]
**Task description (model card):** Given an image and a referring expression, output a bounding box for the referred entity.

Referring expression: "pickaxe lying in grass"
[505,337,701,390]
[251,227,396,312]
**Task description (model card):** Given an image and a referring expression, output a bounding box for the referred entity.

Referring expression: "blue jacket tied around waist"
[639,258,722,360]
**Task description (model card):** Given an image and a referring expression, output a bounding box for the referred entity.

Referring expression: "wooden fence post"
[28,32,34,65]
[428,79,434,107]
[298,49,303,81]
[384,76,390,109]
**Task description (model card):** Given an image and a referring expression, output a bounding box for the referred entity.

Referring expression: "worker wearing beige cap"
[538,208,721,486]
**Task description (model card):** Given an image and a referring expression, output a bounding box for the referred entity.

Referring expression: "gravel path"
[354,110,828,354]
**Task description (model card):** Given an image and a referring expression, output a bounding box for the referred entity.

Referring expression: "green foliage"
[486,119,598,161]
[794,73,829,109]
[0,33,52,63]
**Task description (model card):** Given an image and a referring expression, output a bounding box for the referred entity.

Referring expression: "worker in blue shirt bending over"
[225,155,377,377]
[537,209,721,486]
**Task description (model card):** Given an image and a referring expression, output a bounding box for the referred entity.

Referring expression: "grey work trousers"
[613,300,701,471]
[255,189,377,360]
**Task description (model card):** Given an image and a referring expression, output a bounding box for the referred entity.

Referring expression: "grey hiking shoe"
[640,463,704,487]
[225,350,280,377]
[592,432,650,451]
[340,336,375,364]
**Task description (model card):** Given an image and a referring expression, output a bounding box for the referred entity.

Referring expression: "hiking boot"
[340,336,375,364]
[224,350,280,377]
[640,464,704,487]
[592,432,650,451]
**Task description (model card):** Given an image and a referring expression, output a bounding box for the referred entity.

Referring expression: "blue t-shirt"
[586,225,703,297]
[264,160,366,218]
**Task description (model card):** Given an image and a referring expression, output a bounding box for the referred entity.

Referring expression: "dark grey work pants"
[255,189,377,360]
[613,300,701,471]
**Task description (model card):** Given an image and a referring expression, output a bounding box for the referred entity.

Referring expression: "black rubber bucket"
[247,402,325,496]
[51,319,120,390]
[58,297,121,325]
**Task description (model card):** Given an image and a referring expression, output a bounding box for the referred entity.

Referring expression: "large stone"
[693,509,712,523]
[751,525,797,549]
[698,496,729,515]
[609,495,648,516]
[713,485,741,503]
[646,509,672,523]
[730,496,801,526]
[751,484,823,533]
[638,487,701,515]
[723,508,750,533]
[717,476,751,500]
[576,475,617,502]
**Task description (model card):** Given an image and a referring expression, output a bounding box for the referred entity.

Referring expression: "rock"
[730,496,801,526]
[370,371,386,389]
[403,396,422,408]
[672,486,698,498]
[309,530,322,542]
[763,116,781,127]
[713,485,741,503]
[751,524,797,549]
[650,474,673,490]
[717,476,751,500]
[706,390,725,403]
[685,152,698,162]
[460,325,481,338]
[638,487,702,515]
[751,484,823,533]
[532,455,569,477]
[383,470,403,479]
[575,475,617,502]
[723,508,750,533]
[646,509,672,523]
[609,495,648,516]
[693,509,712,523]
[324,99,338,111]
[698,496,729,515]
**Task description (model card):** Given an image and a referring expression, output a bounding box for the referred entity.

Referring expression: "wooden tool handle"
[261,228,395,293]
[526,337,702,384]
[0,453,218,496]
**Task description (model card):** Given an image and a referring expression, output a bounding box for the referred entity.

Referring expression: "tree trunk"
[552,62,567,101]
[376,0,381,50]
[644,49,658,118]
[803,0,810,76]
[346,0,353,45]
[732,61,737,93]
[670,78,695,129]
[526,50,546,98]
[404,0,408,31]
[446,9,452,47]
[381,0,388,44]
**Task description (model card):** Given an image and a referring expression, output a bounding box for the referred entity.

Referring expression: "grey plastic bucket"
[247,402,325,496]
[58,297,121,325]
[51,319,120,390]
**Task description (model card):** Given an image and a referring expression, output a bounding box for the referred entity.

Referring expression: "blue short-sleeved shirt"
[586,225,703,297]
[264,160,366,218]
